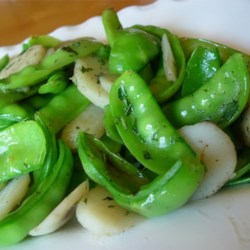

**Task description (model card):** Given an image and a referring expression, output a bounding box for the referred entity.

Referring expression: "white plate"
[2,0,250,249]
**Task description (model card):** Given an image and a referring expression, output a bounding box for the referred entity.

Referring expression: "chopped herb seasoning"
[61,46,78,55]
[143,151,152,160]
[103,196,114,201]
[81,66,93,73]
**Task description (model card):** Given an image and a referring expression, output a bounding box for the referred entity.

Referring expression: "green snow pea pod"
[29,115,58,194]
[109,70,204,176]
[103,105,123,144]
[132,25,186,103]
[0,54,9,71]
[0,140,73,246]
[38,71,69,94]
[23,93,54,110]
[78,132,152,193]
[163,53,250,128]
[23,35,61,50]
[180,37,250,72]
[0,85,39,109]
[0,103,34,130]
[181,46,221,96]
[0,38,102,91]
[102,8,161,74]
[36,84,90,133]
[77,132,203,218]
[0,120,47,183]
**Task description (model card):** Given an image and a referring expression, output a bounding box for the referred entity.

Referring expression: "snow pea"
[23,92,54,110]
[36,84,89,133]
[102,8,161,74]
[0,38,102,91]
[180,37,250,73]
[38,71,69,94]
[181,46,221,96]
[132,25,186,103]
[23,35,61,50]
[163,53,250,128]
[77,132,203,218]
[29,115,58,193]
[0,54,9,71]
[0,140,73,246]
[0,85,39,109]
[103,105,123,144]
[109,70,204,176]
[0,103,34,130]
[0,120,47,183]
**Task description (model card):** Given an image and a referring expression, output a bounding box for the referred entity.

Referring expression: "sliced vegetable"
[76,185,144,236]
[162,33,177,82]
[0,174,31,220]
[178,122,237,200]
[61,103,105,150]
[0,45,46,80]
[29,180,89,236]
[72,55,116,108]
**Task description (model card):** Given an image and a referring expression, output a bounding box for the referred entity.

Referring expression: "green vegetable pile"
[0,8,249,245]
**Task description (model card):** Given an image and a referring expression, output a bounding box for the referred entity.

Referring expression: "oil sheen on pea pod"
[181,46,221,96]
